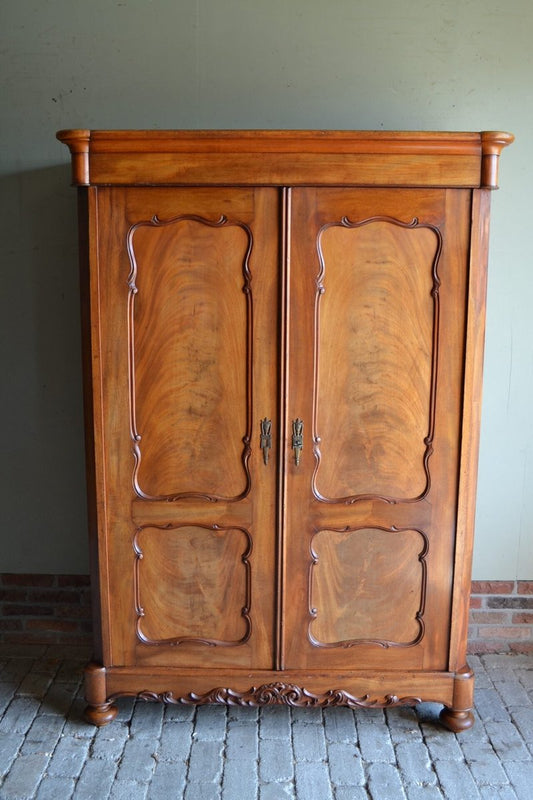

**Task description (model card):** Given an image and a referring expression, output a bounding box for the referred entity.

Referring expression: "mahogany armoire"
[58,129,513,731]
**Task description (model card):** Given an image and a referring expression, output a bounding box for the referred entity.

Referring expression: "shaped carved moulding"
[127,214,253,502]
[312,216,441,505]
[134,524,252,647]
[126,683,423,709]
[308,526,428,649]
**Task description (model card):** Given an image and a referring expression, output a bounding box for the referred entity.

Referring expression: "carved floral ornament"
[113,682,422,709]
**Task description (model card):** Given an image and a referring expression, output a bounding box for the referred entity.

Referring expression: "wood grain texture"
[314,216,440,503]
[448,190,492,671]
[57,129,510,188]
[283,187,468,673]
[128,213,252,501]
[309,527,427,648]
[134,524,251,646]
[102,663,461,710]
[57,130,511,727]
[90,186,279,670]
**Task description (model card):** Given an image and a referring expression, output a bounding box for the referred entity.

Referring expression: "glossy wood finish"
[283,187,470,674]
[129,214,252,501]
[58,129,513,189]
[58,130,512,731]
[88,186,279,672]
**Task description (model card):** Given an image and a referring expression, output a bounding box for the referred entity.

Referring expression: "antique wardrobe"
[58,129,512,730]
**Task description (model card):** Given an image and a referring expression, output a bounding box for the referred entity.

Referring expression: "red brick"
[512,612,533,624]
[0,619,23,631]
[469,596,482,609]
[25,619,78,633]
[481,626,532,640]
[57,575,90,587]
[28,590,83,604]
[54,604,92,619]
[470,611,508,624]
[58,634,92,646]
[467,640,509,654]
[0,589,28,602]
[517,581,533,595]
[1,574,55,587]
[470,581,515,594]
[509,642,533,655]
[3,631,61,645]
[488,597,533,609]
[3,604,53,617]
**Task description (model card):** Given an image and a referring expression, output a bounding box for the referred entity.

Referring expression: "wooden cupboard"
[57,130,513,731]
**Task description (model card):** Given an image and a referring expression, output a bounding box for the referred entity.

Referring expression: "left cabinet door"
[88,186,280,670]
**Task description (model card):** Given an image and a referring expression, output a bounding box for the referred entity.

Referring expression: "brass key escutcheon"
[291,418,303,466]
[260,418,272,465]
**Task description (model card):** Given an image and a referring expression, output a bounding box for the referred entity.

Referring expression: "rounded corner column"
[439,664,475,732]
[84,661,118,727]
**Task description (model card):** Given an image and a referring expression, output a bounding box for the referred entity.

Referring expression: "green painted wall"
[1,0,531,578]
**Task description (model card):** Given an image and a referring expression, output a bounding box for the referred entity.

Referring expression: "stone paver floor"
[0,644,532,799]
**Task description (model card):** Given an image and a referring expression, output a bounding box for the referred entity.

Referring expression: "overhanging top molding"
[57,129,513,189]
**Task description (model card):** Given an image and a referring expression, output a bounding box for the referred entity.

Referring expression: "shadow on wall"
[0,164,89,573]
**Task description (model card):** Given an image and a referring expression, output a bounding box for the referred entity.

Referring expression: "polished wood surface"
[91,186,279,671]
[57,129,513,189]
[129,212,251,500]
[283,187,470,673]
[58,130,512,731]
[314,216,436,501]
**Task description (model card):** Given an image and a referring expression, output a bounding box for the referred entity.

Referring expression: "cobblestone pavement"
[0,645,532,799]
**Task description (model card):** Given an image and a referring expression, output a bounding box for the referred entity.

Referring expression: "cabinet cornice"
[57,129,513,189]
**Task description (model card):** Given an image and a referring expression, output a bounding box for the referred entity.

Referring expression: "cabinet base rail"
[83,661,474,732]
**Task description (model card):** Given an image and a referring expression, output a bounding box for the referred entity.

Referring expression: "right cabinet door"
[283,187,471,672]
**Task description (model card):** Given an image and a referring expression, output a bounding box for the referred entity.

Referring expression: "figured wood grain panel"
[128,215,252,501]
[313,218,441,503]
[309,527,427,648]
[134,524,251,646]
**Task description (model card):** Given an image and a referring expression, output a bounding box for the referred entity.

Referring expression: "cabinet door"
[283,188,470,671]
[92,187,279,669]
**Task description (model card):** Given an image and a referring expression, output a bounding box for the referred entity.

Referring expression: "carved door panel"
[94,187,279,669]
[283,188,470,671]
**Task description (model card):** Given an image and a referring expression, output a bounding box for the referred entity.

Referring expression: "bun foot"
[439,706,474,732]
[84,702,118,727]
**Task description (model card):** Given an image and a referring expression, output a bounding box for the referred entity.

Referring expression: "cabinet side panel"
[449,190,491,670]
[79,186,110,662]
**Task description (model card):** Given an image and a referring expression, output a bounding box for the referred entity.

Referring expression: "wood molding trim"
[57,129,514,189]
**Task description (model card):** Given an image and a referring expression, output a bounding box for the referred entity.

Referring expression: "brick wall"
[0,574,92,646]
[469,580,533,655]
[1,574,532,654]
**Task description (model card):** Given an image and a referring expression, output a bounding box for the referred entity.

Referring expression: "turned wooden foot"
[439,706,474,732]
[84,701,118,727]
[84,661,117,727]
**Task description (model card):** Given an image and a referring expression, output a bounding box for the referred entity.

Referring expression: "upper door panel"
[129,213,252,501]
[314,215,440,503]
